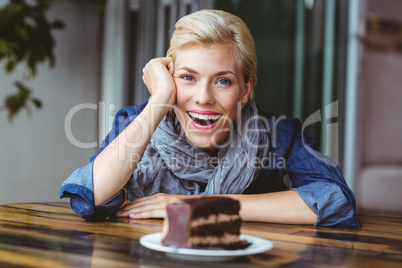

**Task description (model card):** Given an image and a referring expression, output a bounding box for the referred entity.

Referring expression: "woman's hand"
[115,193,188,219]
[142,57,176,105]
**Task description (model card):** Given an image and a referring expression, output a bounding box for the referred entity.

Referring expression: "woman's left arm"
[226,191,317,224]
[271,117,361,227]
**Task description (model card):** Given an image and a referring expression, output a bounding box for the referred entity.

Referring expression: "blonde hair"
[167,9,257,90]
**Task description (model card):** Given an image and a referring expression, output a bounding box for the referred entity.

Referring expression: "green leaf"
[31,97,43,109]
[3,81,42,121]
[0,0,64,78]
[5,59,16,73]
[4,85,31,121]
[14,81,31,96]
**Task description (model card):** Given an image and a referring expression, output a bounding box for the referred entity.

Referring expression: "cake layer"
[190,213,241,228]
[186,197,241,218]
[188,233,250,249]
[190,220,242,237]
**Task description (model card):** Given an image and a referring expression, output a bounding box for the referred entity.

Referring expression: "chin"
[187,136,216,153]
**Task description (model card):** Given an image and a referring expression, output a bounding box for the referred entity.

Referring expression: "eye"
[181,75,195,82]
[217,78,232,85]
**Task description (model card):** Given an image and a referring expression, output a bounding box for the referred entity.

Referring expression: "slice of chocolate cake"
[161,196,250,250]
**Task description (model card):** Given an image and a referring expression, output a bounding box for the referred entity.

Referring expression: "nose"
[193,82,215,105]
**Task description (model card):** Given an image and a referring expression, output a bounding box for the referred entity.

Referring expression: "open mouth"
[188,112,222,126]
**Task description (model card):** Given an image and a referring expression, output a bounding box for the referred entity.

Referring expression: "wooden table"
[0,202,401,267]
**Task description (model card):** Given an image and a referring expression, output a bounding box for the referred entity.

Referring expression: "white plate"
[139,232,273,262]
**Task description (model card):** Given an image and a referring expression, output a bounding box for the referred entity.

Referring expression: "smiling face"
[173,44,252,153]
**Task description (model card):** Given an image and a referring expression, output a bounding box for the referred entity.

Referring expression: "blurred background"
[1,0,401,214]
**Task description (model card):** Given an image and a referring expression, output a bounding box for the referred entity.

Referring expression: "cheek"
[175,84,190,107]
[219,92,243,115]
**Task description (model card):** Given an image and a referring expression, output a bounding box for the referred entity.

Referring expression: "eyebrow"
[178,67,237,77]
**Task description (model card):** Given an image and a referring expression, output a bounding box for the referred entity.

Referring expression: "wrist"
[147,95,174,116]
[149,92,175,107]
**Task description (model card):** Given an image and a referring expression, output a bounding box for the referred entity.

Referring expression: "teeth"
[189,112,221,121]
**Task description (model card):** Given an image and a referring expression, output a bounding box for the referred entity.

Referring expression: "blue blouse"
[60,102,361,228]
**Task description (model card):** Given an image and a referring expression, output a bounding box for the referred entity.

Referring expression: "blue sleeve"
[277,118,361,228]
[60,162,126,220]
[60,103,147,220]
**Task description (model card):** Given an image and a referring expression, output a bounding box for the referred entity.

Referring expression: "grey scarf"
[127,99,270,199]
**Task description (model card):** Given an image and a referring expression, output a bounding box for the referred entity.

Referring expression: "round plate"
[139,233,273,262]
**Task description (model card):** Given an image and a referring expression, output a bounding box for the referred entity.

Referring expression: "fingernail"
[129,213,136,218]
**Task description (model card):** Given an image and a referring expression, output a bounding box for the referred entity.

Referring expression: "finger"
[116,198,166,216]
[128,208,166,219]
[117,203,140,215]
[117,193,186,217]
[119,200,161,214]
[166,57,174,75]
[158,57,172,66]
[116,203,165,217]
[152,57,173,74]
[123,195,162,208]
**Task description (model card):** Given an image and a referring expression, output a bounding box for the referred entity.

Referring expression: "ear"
[241,79,253,104]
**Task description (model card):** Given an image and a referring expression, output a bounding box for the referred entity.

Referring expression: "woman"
[61,10,360,227]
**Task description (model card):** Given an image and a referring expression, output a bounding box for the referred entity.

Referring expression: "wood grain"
[0,202,401,267]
